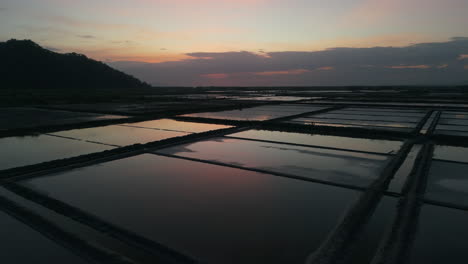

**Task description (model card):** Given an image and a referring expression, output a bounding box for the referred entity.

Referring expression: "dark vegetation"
[0,39,150,91]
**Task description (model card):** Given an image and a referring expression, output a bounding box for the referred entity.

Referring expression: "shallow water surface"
[180,104,326,121]
[156,137,389,187]
[50,125,188,147]
[410,205,468,264]
[436,124,468,132]
[434,130,468,137]
[120,119,231,133]
[0,135,113,170]
[0,107,127,130]
[23,154,360,264]
[292,117,417,128]
[311,113,422,122]
[438,119,468,126]
[433,145,468,163]
[426,161,468,207]
[286,120,413,132]
[0,209,88,264]
[228,129,402,154]
[345,108,425,114]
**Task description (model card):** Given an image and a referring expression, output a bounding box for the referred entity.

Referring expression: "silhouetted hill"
[0,39,150,89]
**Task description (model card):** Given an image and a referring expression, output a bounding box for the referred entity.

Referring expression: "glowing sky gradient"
[1,0,467,85]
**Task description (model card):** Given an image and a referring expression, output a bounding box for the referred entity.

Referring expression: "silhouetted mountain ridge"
[0,39,150,89]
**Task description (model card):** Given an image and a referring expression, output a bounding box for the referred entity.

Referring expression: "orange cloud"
[201,73,229,79]
[464,65,468,70]
[317,66,334,70]
[388,65,431,69]
[254,69,310,76]
[459,54,468,60]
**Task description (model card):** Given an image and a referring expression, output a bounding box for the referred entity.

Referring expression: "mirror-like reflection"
[441,111,468,120]
[311,113,422,122]
[229,130,402,154]
[0,210,88,264]
[345,108,425,114]
[181,104,326,121]
[50,125,188,147]
[317,101,468,108]
[292,117,417,128]
[0,135,113,170]
[438,119,468,126]
[434,130,468,137]
[436,124,468,132]
[410,205,468,264]
[0,187,162,264]
[0,107,127,130]
[156,137,389,187]
[426,161,468,207]
[433,146,468,163]
[285,120,411,131]
[331,111,424,117]
[22,154,360,264]
[120,119,231,133]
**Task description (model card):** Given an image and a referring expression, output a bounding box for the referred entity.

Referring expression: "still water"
[23,154,360,264]
[0,209,88,264]
[0,134,113,170]
[156,137,389,187]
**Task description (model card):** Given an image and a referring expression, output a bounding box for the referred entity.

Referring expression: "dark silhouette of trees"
[0,39,150,90]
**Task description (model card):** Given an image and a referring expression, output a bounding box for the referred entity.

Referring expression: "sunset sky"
[1,0,468,86]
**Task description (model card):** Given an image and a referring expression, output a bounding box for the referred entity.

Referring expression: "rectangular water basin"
[180,104,327,121]
[344,108,425,114]
[441,111,468,119]
[410,205,468,264]
[436,124,468,132]
[228,129,402,154]
[50,125,189,147]
[0,135,113,171]
[0,208,88,264]
[426,160,468,207]
[433,130,468,137]
[433,145,468,163]
[285,120,412,132]
[22,154,360,264]
[290,118,416,128]
[310,113,421,122]
[155,137,390,187]
[0,107,127,130]
[331,111,424,118]
[119,119,232,133]
[438,119,468,126]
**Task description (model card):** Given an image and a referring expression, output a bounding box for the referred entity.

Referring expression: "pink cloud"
[201,73,229,79]
[388,65,431,69]
[459,54,468,60]
[316,66,334,71]
[254,69,310,76]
